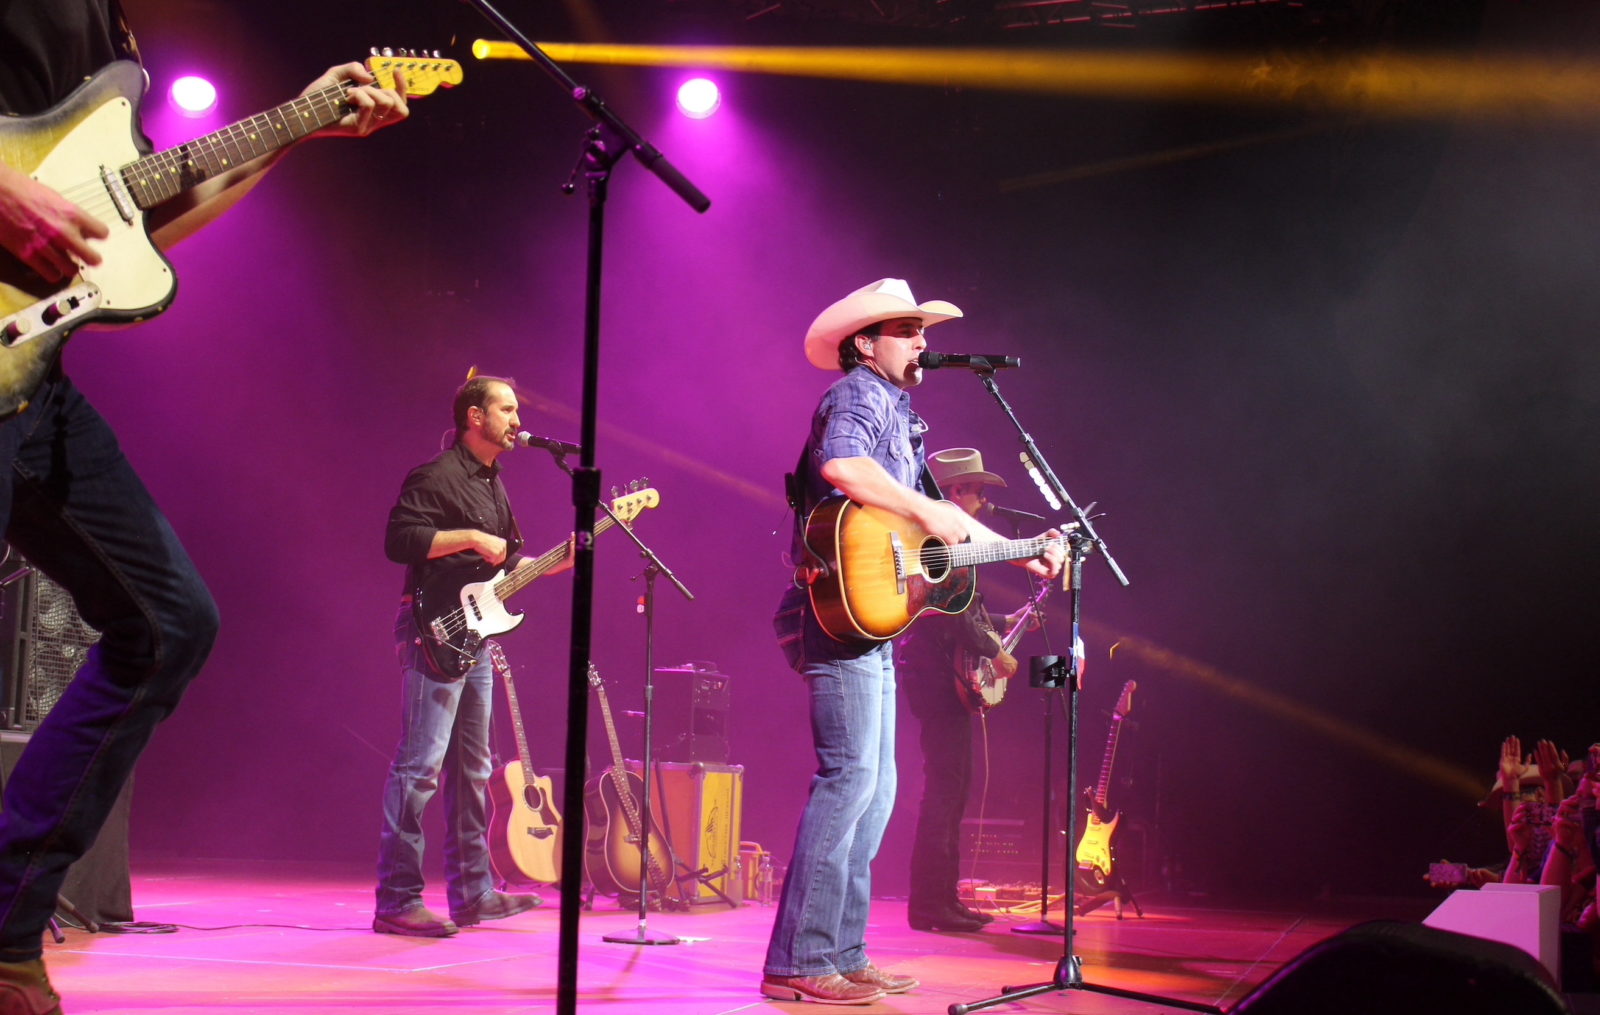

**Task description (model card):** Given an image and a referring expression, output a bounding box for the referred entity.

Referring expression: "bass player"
[373,374,568,937]
[897,447,1044,932]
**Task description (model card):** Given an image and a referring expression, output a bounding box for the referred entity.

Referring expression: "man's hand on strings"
[0,163,107,282]
[303,63,409,138]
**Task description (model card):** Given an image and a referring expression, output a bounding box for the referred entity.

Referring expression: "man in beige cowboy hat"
[899,447,1042,932]
[761,280,1063,1005]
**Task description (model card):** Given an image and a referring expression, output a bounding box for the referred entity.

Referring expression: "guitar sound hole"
[919,538,950,582]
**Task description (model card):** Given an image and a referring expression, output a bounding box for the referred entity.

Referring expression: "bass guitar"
[801,496,1062,643]
[0,52,462,418]
[485,641,561,885]
[582,663,675,902]
[954,581,1048,714]
[413,482,659,679]
[1075,680,1136,888]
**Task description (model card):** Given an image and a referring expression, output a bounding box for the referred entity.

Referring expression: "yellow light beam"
[1085,621,1484,799]
[473,39,1600,120]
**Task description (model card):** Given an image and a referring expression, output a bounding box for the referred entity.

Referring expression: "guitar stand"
[673,863,739,910]
[1075,867,1144,919]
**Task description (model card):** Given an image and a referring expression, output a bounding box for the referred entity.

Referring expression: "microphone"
[516,431,582,455]
[918,352,1021,371]
[987,503,1047,525]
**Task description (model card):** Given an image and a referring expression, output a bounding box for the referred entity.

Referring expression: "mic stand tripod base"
[602,924,679,946]
[1011,918,1065,935]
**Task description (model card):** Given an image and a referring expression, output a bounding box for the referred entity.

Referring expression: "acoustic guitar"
[800,496,1062,643]
[1075,680,1137,888]
[485,641,561,885]
[582,663,674,902]
[0,53,462,418]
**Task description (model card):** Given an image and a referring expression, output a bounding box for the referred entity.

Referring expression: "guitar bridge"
[889,532,907,595]
[102,164,136,224]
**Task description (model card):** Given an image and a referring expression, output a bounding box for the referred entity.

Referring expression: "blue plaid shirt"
[789,366,929,563]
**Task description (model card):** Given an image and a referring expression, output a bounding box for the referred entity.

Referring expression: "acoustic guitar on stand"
[485,641,561,885]
[800,496,1065,643]
[582,663,675,905]
[0,51,462,418]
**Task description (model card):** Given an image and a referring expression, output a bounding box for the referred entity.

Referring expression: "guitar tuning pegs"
[382,46,394,57]
[432,50,441,58]
[370,46,381,56]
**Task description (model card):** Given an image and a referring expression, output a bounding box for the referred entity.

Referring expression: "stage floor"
[42,861,1434,1015]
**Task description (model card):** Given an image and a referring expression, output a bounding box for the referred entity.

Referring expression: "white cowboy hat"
[928,448,1007,489]
[803,278,963,370]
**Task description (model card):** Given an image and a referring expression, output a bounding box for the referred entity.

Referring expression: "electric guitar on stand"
[582,664,675,905]
[0,52,462,418]
[485,641,561,885]
[1074,679,1143,917]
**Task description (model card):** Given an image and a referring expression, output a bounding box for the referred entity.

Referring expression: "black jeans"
[0,375,218,961]
[901,657,972,912]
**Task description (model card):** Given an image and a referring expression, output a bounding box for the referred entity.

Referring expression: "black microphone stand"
[454,6,708,1014]
[605,491,695,946]
[952,370,1219,1015]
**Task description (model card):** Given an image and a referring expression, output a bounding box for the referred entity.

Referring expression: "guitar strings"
[32,85,355,238]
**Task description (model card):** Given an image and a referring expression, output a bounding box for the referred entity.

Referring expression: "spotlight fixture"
[675,77,720,119]
[169,75,217,117]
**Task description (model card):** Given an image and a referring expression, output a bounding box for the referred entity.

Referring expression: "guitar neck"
[122,84,353,210]
[493,514,618,604]
[489,646,536,785]
[1093,715,1124,807]
[944,535,1056,571]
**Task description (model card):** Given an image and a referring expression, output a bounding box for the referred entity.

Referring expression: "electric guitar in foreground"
[582,664,675,904]
[1075,679,1137,889]
[955,581,1048,714]
[413,483,659,679]
[485,642,561,885]
[0,51,463,418]
[801,497,1063,643]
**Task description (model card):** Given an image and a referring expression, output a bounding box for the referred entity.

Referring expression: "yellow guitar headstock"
[609,480,661,525]
[366,48,464,97]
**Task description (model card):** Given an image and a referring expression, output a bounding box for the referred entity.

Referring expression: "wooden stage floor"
[41,861,1436,1015]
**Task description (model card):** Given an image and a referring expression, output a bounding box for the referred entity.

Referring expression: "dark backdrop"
[54,0,1598,903]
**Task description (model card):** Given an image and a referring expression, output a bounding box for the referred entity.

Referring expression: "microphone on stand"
[918,351,1022,371]
[987,503,1047,525]
[516,431,582,455]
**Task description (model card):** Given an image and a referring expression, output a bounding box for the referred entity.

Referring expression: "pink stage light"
[169,75,218,117]
[676,78,720,119]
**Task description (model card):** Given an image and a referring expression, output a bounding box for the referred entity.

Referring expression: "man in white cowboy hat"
[761,280,1064,1005]
[898,447,1041,932]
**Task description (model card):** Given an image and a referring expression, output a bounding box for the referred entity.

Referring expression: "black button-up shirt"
[385,441,523,596]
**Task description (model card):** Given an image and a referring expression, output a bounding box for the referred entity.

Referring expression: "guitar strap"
[108,0,141,67]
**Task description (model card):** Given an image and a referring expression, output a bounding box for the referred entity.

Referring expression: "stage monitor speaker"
[1,563,100,731]
[628,760,743,905]
[653,662,730,765]
[0,734,134,927]
[1232,919,1571,1015]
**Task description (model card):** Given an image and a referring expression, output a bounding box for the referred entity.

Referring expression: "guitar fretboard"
[121,84,351,209]
[939,535,1059,570]
[492,514,619,602]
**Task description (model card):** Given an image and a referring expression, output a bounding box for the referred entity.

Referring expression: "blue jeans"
[0,375,218,962]
[374,609,495,917]
[764,585,898,978]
